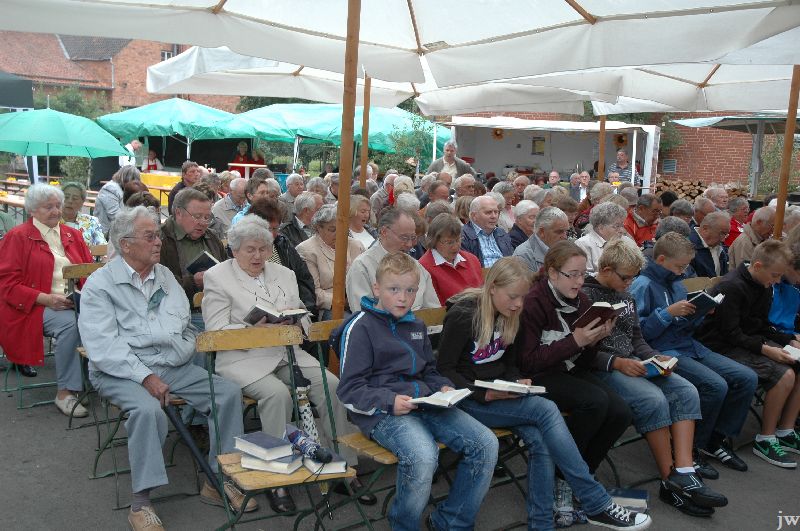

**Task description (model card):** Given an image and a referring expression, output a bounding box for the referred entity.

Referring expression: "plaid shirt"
[471,221,504,268]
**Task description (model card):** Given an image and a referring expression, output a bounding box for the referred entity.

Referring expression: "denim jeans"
[460,396,612,531]
[663,342,758,449]
[593,370,701,434]
[370,408,498,531]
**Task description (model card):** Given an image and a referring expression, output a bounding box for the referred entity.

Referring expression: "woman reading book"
[437,257,651,531]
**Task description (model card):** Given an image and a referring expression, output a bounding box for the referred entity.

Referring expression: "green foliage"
[370,107,435,174]
[757,136,800,196]
[33,84,107,118]
[58,157,91,186]
[237,96,315,113]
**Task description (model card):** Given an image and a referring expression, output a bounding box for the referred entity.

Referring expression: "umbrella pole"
[597,116,606,181]
[292,135,301,171]
[631,129,638,186]
[749,121,765,197]
[329,0,361,376]
[774,65,800,239]
[432,124,438,166]
[359,75,371,188]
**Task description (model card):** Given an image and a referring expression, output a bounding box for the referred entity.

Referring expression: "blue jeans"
[460,396,612,531]
[594,370,701,434]
[370,408,498,531]
[663,343,758,449]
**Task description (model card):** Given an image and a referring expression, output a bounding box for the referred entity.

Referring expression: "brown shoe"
[200,481,258,513]
[128,506,165,531]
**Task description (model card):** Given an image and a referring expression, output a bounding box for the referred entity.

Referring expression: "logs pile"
[654,179,749,200]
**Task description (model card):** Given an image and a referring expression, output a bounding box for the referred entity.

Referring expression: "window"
[160,50,174,61]
[662,159,677,174]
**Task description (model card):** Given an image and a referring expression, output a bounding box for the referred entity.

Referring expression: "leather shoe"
[332,477,377,505]
[266,487,296,513]
[13,364,37,377]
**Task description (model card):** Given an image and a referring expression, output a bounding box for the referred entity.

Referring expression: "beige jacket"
[728,223,764,269]
[296,234,364,311]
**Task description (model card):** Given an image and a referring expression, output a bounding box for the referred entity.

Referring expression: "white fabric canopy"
[5,1,800,87]
[444,115,646,133]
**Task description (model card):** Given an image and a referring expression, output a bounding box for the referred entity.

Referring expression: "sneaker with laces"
[701,441,747,471]
[777,430,800,455]
[553,478,574,527]
[752,438,798,468]
[54,394,88,418]
[658,483,714,518]
[664,469,728,508]
[692,449,719,480]
[128,506,164,531]
[587,503,651,530]
[200,480,259,513]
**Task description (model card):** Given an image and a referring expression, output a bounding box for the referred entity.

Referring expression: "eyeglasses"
[558,270,586,280]
[123,231,160,242]
[388,227,418,244]
[613,270,639,282]
[179,207,213,224]
[439,238,460,246]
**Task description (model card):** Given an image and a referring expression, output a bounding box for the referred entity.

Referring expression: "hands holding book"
[763,344,798,365]
[573,316,616,348]
[613,357,648,378]
[252,316,294,328]
[484,378,533,401]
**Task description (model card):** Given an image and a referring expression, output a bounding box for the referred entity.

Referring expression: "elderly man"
[354,164,375,182]
[346,207,439,311]
[211,177,247,233]
[704,186,729,211]
[278,173,306,222]
[230,177,280,227]
[570,171,590,202]
[543,170,561,189]
[370,172,396,219]
[78,207,253,531]
[453,174,476,200]
[689,211,732,278]
[513,174,531,201]
[420,180,451,213]
[692,196,717,227]
[669,199,694,225]
[120,139,142,168]
[513,207,570,272]
[606,149,640,185]
[460,195,514,268]
[279,191,323,248]
[167,160,202,215]
[729,206,776,268]
[325,173,340,204]
[426,140,476,177]
[624,194,662,247]
[724,197,750,247]
[509,200,539,249]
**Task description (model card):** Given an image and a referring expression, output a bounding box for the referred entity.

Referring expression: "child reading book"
[336,252,498,531]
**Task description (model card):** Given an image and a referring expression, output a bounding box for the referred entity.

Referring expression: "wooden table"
[227,163,266,179]
[0,193,95,221]
[146,185,174,207]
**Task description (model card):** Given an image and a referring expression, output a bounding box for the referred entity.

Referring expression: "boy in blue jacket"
[337,252,498,531]
[630,233,757,478]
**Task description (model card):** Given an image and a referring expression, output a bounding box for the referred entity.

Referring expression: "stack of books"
[234,432,347,475]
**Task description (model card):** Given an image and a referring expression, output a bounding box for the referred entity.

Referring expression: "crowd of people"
[1,139,800,531]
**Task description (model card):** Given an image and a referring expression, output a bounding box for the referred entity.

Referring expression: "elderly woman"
[453,195,474,225]
[0,184,92,416]
[492,181,517,230]
[509,200,539,249]
[575,182,615,232]
[349,194,377,249]
[61,182,106,246]
[392,175,416,198]
[202,216,372,511]
[575,202,628,274]
[95,165,141,233]
[297,204,365,320]
[419,213,483,305]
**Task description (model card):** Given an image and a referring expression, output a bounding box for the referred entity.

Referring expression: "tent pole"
[597,116,606,181]
[630,129,638,185]
[774,65,800,239]
[292,135,301,171]
[187,138,192,159]
[330,0,361,375]
[360,75,371,188]
[750,121,765,197]
[432,123,437,165]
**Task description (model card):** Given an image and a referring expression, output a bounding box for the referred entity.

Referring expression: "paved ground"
[3,358,799,531]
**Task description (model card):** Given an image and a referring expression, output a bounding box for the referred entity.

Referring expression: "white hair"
[486,191,506,210]
[589,202,627,229]
[469,194,497,213]
[393,175,415,196]
[395,192,421,213]
[285,173,305,186]
[229,177,246,192]
[109,206,159,251]
[263,179,281,194]
[492,181,514,195]
[513,200,539,218]
[294,191,321,213]
[228,215,274,251]
[306,177,327,195]
[523,184,542,201]
[25,183,64,213]
[454,174,475,191]
[444,140,457,151]
[534,206,568,232]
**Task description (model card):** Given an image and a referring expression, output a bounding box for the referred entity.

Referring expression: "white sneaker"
[54,394,88,418]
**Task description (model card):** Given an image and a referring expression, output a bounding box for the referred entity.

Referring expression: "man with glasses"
[689,211,732,278]
[624,194,662,247]
[514,206,570,273]
[346,207,440,312]
[167,160,202,215]
[461,195,514,268]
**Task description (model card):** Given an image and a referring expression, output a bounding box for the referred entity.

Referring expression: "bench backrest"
[195,325,303,353]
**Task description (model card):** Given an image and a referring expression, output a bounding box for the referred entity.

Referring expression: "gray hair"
[200,172,221,189]
[285,173,305,187]
[785,207,800,232]
[620,187,639,206]
[531,188,553,206]
[418,173,437,191]
[110,206,159,251]
[327,172,340,185]
[470,194,498,214]
[523,184,542,201]
[424,200,453,224]
[655,216,691,239]
[453,174,475,190]
[229,177,246,192]
[173,187,211,212]
[393,175,415,196]
[514,175,531,186]
[728,197,749,214]
[112,165,141,186]
[669,199,693,218]
[378,206,412,231]
[61,181,87,200]
[486,191,506,210]
[637,193,661,209]
[363,179,378,196]
[700,210,731,228]
[513,200,539,218]
[590,182,614,203]
[306,177,328,195]
[602,194,630,209]
[263,179,281,195]
[492,181,515,196]
[693,196,715,213]
[294,191,320,214]
[534,206,568,232]
[443,140,458,151]
[311,203,337,228]
[589,202,627,229]
[752,205,776,224]
[395,192,421,213]
[704,186,727,200]
[25,183,64,213]
[227,215,274,251]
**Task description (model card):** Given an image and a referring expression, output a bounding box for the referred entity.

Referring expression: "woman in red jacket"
[0,184,93,417]
[419,213,483,305]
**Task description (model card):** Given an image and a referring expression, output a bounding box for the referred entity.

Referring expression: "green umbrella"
[0,108,129,158]
[96,97,233,140]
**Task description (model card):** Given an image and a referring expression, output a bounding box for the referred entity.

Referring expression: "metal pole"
[750,121,765,196]
[292,135,301,171]
[774,65,800,239]
[630,129,638,186]
[432,123,438,165]
[359,76,371,188]
[597,116,607,181]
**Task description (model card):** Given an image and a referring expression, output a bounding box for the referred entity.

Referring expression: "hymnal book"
[783,345,800,361]
[409,388,472,408]
[243,303,309,326]
[185,250,220,274]
[573,302,627,329]
[474,379,546,395]
[686,291,724,318]
[643,356,678,378]
[234,432,294,462]
[303,451,348,476]
[608,488,649,511]
[240,452,303,474]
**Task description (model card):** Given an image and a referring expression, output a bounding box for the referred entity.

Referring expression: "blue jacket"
[629,258,708,357]
[336,297,452,436]
[769,278,800,335]
[461,222,514,267]
[508,224,528,249]
[689,229,729,278]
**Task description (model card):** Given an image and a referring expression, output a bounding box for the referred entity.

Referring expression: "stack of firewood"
[654,179,705,200]
[724,184,749,199]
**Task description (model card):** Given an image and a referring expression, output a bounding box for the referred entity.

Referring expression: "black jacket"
[160,216,227,304]
[273,234,317,315]
[508,224,528,249]
[689,229,729,278]
[279,217,310,248]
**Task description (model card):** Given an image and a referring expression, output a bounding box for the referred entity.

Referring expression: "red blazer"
[0,220,92,365]
[724,218,744,247]
[419,249,483,305]
[624,210,658,247]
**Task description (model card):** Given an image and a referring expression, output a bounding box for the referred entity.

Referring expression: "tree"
[758,135,800,195]
[237,96,315,112]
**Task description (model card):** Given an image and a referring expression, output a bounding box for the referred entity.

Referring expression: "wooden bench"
[89,244,108,260]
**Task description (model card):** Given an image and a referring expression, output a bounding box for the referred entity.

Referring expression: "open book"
[686,291,724,318]
[573,302,626,329]
[409,388,472,408]
[783,345,800,361]
[643,356,678,378]
[243,303,309,326]
[474,379,546,395]
[185,250,220,274]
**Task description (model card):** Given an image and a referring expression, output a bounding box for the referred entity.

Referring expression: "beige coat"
[202,258,319,388]
[296,234,364,311]
[728,223,764,269]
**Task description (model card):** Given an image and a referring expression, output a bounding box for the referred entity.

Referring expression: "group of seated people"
[2,156,800,531]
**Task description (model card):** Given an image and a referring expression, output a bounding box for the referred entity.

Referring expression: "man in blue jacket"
[461,195,514,267]
[689,211,731,278]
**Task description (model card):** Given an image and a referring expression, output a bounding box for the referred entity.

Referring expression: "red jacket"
[624,210,658,247]
[419,249,483,305]
[229,154,255,177]
[0,220,92,365]
[724,217,744,247]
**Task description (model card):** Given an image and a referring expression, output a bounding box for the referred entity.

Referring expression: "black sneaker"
[658,483,715,518]
[664,469,728,508]
[586,503,651,530]
[693,449,719,480]
[701,441,747,472]
[777,430,800,455]
[752,438,798,468]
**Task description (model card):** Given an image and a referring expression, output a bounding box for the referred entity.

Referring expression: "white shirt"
[119,143,137,167]
[694,227,722,276]
[441,160,457,177]
[349,227,375,249]
[579,185,588,202]
[121,258,157,300]
[33,218,71,295]
[431,248,466,268]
